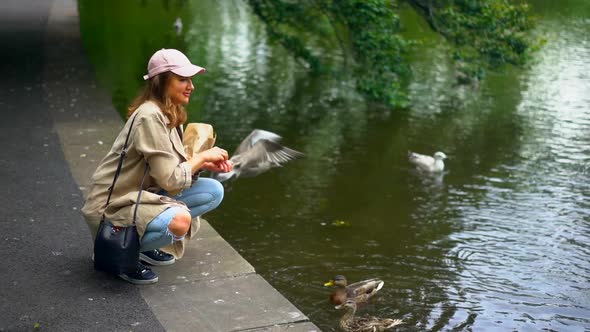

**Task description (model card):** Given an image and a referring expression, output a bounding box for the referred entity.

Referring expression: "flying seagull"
[408,151,447,173]
[211,129,303,183]
[174,17,183,36]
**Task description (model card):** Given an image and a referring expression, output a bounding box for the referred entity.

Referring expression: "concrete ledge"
[142,274,312,332]
[243,322,321,332]
[150,220,256,285]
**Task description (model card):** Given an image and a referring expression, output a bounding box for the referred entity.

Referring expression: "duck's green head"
[324,275,347,287]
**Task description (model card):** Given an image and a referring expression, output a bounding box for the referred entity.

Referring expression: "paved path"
[0,0,320,331]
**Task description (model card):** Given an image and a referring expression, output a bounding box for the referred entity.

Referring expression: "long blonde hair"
[127,72,187,128]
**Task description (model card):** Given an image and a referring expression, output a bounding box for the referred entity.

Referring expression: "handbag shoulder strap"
[104,113,140,207]
[176,126,183,141]
[103,113,151,225]
[132,163,149,224]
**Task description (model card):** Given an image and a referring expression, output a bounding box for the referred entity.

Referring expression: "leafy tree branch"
[246,0,536,108]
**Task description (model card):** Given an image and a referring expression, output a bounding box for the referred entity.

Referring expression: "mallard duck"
[211,129,303,183]
[339,299,403,332]
[408,151,447,173]
[324,275,384,309]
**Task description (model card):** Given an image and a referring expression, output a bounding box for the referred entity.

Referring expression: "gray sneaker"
[118,263,158,285]
[140,249,176,266]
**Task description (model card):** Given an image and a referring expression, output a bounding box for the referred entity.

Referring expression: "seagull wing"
[236,139,304,178]
[233,129,283,155]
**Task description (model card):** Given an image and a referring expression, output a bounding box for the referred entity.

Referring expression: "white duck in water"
[211,129,303,183]
[408,151,447,173]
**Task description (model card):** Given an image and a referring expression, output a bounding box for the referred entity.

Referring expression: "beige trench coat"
[81,101,199,258]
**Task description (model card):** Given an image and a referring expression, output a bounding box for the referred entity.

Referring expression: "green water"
[79,1,590,330]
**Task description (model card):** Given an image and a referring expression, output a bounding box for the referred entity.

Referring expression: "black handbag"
[94,114,149,275]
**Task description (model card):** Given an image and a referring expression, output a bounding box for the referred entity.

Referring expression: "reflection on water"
[79,0,590,330]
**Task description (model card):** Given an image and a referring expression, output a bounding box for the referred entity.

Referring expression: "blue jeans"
[140,178,224,252]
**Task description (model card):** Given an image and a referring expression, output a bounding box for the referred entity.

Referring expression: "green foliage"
[247,0,536,108]
[409,0,535,82]
[247,0,411,108]
[78,0,185,116]
[332,0,411,107]
[436,1,534,64]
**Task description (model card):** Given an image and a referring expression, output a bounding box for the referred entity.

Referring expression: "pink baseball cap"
[143,48,205,80]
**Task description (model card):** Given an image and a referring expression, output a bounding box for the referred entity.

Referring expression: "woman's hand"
[188,147,232,174]
[199,146,229,163]
[202,160,233,173]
